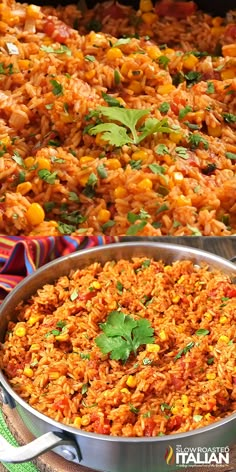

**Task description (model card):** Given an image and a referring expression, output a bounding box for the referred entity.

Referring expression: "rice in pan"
[0,0,235,236]
[1,257,235,436]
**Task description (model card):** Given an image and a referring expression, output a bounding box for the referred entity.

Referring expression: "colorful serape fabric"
[0,236,118,302]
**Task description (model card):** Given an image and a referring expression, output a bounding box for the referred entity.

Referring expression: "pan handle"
[0,431,81,463]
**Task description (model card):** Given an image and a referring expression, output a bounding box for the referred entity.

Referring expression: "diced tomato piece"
[94,419,110,435]
[53,397,69,410]
[54,24,71,43]
[224,287,236,298]
[224,24,236,41]
[155,0,197,18]
[170,374,184,389]
[144,418,156,436]
[43,20,55,36]
[78,291,96,301]
[168,415,182,431]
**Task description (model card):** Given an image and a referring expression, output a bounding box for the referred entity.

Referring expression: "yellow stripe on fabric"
[34,240,41,269]
[24,241,36,271]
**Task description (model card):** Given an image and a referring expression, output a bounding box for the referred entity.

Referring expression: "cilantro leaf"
[112,38,131,47]
[137,118,173,144]
[12,151,25,167]
[179,105,192,120]
[38,169,57,184]
[102,92,123,108]
[58,222,76,234]
[188,133,209,150]
[97,164,108,178]
[195,329,209,336]
[206,81,215,94]
[114,70,121,84]
[98,106,149,144]
[40,45,71,56]
[225,152,236,160]
[155,144,169,156]
[69,191,80,202]
[129,159,142,169]
[187,224,202,236]
[174,341,195,361]
[148,164,165,175]
[158,102,170,114]
[84,55,96,62]
[158,56,170,69]
[126,221,147,235]
[222,113,236,124]
[50,79,63,96]
[89,122,132,147]
[95,311,154,361]
[175,146,189,159]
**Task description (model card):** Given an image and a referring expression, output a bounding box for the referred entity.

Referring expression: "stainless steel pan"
[0,242,235,472]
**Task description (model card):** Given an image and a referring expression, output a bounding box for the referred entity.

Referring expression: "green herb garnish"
[195,329,210,336]
[179,105,192,120]
[40,45,71,56]
[225,152,236,160]
[58,222,76,234]
[38,169,57,184]
[70,288,79,301]
[206,82,215,94]
[174,342,195,361]
[97,164,108,179]
[222,113,236,124]
[158,102,170,114]
[50,79,63,96]
[84,55,96,62]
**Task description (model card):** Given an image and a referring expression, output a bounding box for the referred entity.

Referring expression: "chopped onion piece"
[24,17,36,33]
[6,42,19,55]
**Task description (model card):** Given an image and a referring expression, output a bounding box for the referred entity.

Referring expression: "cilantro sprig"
[95,311,154,361]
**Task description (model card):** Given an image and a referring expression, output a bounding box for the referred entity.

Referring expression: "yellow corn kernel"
[80,156,94,165]
[23,367,34,378]
[126,375,137,388]
[26,4,41,18]
[183,54,199,70]
[74,51,83,60]
[175,195,191,207]
[81,414,90,426]
[106,159,121,170]
[218,335,230,343]
[142,12,158,24]
[106,48,123,60]
[132,150,148,161]
[128,80,143,94]
[95,133,108,146]
[36,157,51,171]
[120,62,130,77]
[221,68,236,80]
[121,388,130,394]
[207,125,221,137]
[146,46,161,60]
[219,316,227,324]
[138,178,153,190]
[26,203,45,226]
[25,157,35,168]
[28,315,41,326]
[15,326,26,337]
[164,265,171,272]
[146,344,160,352]
[0,136,11,147]
[114,186,127,198]
[181,394,189,405]
[204,312,212,321]
[79,173,90,186]
[177,275,185,285]
[169,132,182,144]
[30,343,40,351]
[49,371,60,380]
[157,84,175,95]
[164,48,174,55]
[212,16,222,27]
[205,413,212,420]
[173,172,184,183]
[222,44,236,58]
[211,26,225,36]
[206,373,216,380]
[85,69,96,80]
[171,406,179,415]
[159,330,167,341]
[55,333,70,342]
[18,59,31,70]
[208,345,214,352]
[92,281,101,289]
[73,417,82,428]
[97,209,111,223]
[182,406,192,416]
[16,182,32,195]
[140,0,153,12]
[172,295,180,303]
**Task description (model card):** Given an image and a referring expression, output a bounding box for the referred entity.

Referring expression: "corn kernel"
[207,125,222,137]
[142,12,158,24]
[106,48,123,60]
[120,62,130,77]
[172,295,180,303]
[146,46,161,60]
[157,84,175,95]
[128,80,143,94]
[171,406,179,414]
[173,172,184,183]
[55,333,70,342]
[132,150,148,161]
[26,4,41,18]
[206,373,216,380]
[23,367,34,378]
[221,68,235,80]
[218,335,230,343]
[219,316,227,324]
[36,157,51,171]
[211,26,225,36]
[114,186,127,198]
[164,265,171,272]
[182,406,192,415]
[25,157,35,168]
[79,173,90,186]
[16,182,32,195]
[175,195,192,207]
[137,178,153,190]
[181,395,189,405]
[212,16,222,27]
[97,209,111,223]
[177,275,185,285]
[169,132,182,144]
[26,203,45,226]
[49,371,60,380]
[121,388,130,394]
[140,0,153,12]
[146,344,160,352]
[92,281,101,289]
[204,313,213,321]
[126,375,137,388]
[85,69,96,80]
[222,44,236,58]
[30,343,40,351]
[183,54,199,70]
[18,59,31,70]
[106,159,121,170]
[28,315,41,326]
[73,417,82,428]
[205,413,212,420]
[1,136,11,147]
[80,156,94,165]
[15,326,26,337]
[159,330,167,341]
[81,415,90,426]
[164,48,175,55]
